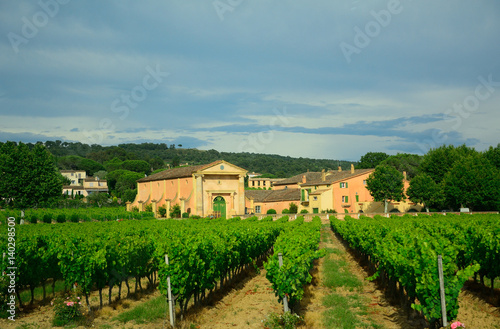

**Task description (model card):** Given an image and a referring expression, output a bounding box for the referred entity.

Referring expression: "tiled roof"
[272,172,323,186]
[246,188,301,202]
[300,169,374,186]
[309,188,330,195]
[137,160,224,182]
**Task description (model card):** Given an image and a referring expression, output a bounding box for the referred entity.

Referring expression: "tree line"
[1,140,499,211]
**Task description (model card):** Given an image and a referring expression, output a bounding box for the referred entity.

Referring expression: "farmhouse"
[128,160,247,218]
[129,161,422,217]
[61,170,109,197]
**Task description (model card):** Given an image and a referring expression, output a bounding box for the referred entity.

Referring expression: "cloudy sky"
[1,1,499,161]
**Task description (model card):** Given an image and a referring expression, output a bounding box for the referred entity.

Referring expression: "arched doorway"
[213,196,226,218]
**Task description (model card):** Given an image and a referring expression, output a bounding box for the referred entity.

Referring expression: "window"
[313,196,318,201]
[355,195,359,202]
[363,180,367,185]
[340,182,348,188]
[255,206,261,213]
[342,196,349,203]
[313,208,319,214]
[89,182,94,187]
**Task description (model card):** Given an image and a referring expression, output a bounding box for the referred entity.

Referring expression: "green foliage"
[379,153,423,179]
[357,152,389,169]
[0,275,9,318]
[182,212,189,218]
[0,142,63,209]
[419,144,478,184]
[56,213,66,223]
[282,208,289,214]
[443,153,500,211]
[57,155,105,175]
[86,192,110,208]
[407,173,443,211]
[366,165,405,213]
[288,203,298,214]
[158,206,167,217]
[69,213,79,223]
[263,312,303,329]
[267,208,277,214]
[265,217,325,306]
[51,291,84,326]
[42,213,52,224]
[329,214,498,325]
[170,204,181,218]
[484,143,500,170]
[299,209,308,214]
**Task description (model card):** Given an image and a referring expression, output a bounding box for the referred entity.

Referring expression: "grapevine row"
[330,213,499,327]
[264,216,325,306]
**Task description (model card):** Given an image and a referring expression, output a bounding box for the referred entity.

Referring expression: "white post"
[278,253,290,313]
[438,255,448,327]
[165,254,175,327]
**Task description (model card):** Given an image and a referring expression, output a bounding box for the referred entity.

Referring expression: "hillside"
[43,141,355,178]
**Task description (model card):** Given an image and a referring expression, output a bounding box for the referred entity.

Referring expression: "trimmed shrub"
[56,213,66,223]
[282,208,289,214]
[43,213,52,224]
[29,214,38,224]
[300,209,308,214]
[182,212,189,218]
[69,213,79,223]
[266,209,277,214]
[158,206,167,217]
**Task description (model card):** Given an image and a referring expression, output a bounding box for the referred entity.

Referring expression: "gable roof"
[300,169,374,187]
[245,188,301,203]
[137,160,246,183]
[272,172,323,186]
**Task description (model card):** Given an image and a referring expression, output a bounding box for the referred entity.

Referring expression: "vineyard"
[330,213,500,328]
[0,208,155,225]
[0,213,323,326]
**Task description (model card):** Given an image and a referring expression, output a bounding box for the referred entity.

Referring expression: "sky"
[1,1,499,161]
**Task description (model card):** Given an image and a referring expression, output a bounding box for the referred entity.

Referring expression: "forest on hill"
[2,140,499,211]
[41,140,355,178]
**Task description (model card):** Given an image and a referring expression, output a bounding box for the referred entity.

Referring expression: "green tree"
[171,155,180,167]
[288,202,298,214]
[357,152,389,169]
[420,144,477,184]
[442,154,500,211]
[379,153,423,179]
[366,165,405,213]
[484,143,500,170]
[0,142,63,209]
[121,160,151,174]
[106,170,143,198]
[86,192,110,208]
[407,173,442,212]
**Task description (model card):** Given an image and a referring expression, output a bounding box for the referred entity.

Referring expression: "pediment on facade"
[196,160,247,175]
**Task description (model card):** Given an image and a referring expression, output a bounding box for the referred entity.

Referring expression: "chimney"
[338,166,342,172]
[351,164,354,174]
[302,175,306,184]
[403,171,407,180]
[321,169,325,181]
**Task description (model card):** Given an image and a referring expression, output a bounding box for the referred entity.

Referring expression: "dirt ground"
[1,225,499,329]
